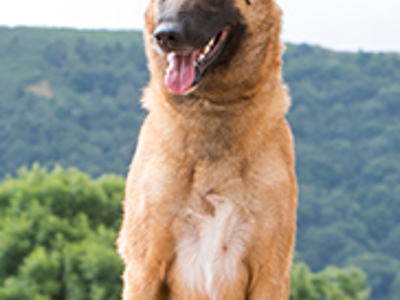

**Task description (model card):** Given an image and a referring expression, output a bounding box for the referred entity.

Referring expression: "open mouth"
[165,28,229,95]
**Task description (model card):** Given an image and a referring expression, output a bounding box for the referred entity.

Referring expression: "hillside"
[0,166,370,300]
[0,27,399,300]
[284,45,400,300]
[0,27,147,177]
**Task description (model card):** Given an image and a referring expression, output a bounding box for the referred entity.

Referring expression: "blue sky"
[1,0,399,52]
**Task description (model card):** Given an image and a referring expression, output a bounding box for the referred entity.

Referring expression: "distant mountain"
[0,27,147,177]
[0,27,399,300]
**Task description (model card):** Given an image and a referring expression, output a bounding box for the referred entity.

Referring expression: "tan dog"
[117,0,297,299]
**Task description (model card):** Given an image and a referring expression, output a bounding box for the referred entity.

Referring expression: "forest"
[0,165,370,300]
[0,26,399,299]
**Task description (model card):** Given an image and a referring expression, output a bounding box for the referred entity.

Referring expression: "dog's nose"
[154,23,185,52]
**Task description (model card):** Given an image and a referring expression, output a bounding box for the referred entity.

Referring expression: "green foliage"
[0,27,147,178]
[0,166,370,300]
[283,44,400,300]
[0,164,124,300]
[0,27,399,299]
[290,263,370,300]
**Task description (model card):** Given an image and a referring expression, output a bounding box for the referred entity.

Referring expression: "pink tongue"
[165,52,196,95]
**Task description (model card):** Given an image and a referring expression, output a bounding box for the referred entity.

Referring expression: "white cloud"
[0,0,145,30]
[1,0,399,52]
[279,0,400,51]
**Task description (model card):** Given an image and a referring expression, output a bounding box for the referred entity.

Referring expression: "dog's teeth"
[203,37,216,54]
[209,38,216,46]
[195,53,206,66]
[204,45,211,54]
[196,35,219,65]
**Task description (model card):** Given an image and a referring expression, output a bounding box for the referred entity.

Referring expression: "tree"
[0,165,371,300]
[290,263,370,300]
[0,164,124,300]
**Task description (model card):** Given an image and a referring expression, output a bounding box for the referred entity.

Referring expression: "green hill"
[0,166,370,300]
[284,45,400,300]
[0,27,147,177]
[0,26,399,300]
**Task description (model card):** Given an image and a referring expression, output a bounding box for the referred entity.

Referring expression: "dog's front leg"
[120,217,175,300]
[247,273,291,300]
[119,162,190,300]
[246,241,293,300]
[122,261,167,300]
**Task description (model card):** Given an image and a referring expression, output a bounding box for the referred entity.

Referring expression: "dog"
[117,0,297,298]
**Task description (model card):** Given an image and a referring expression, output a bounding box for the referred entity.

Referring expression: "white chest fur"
[175,194,251,299]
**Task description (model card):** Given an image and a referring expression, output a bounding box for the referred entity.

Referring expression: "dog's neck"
[142,79,290,162]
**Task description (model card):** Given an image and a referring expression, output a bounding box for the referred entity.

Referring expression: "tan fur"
[117,0,297,299]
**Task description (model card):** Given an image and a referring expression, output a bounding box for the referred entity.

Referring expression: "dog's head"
[144,0,283,103]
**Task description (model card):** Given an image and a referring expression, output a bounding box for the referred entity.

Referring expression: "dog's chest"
[174,194,251,298]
